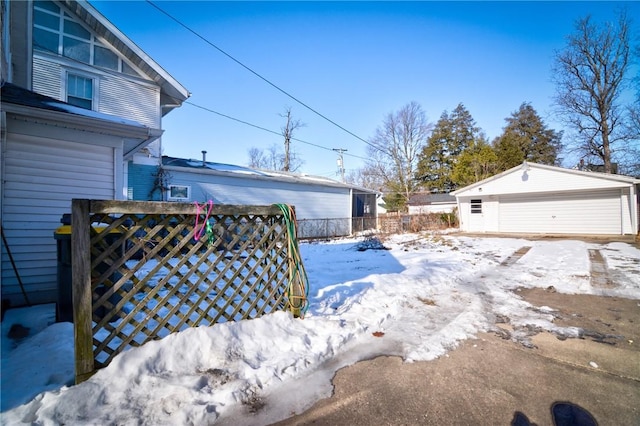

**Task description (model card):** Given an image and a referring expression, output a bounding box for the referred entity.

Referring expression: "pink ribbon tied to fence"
[194,200,214,241]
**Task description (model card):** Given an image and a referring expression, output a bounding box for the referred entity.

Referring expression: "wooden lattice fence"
[71,199,298,383]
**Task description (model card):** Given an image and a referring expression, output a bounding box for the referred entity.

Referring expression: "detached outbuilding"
[407,192,457,214]
[137,156,380,239]
[452,162,639,236]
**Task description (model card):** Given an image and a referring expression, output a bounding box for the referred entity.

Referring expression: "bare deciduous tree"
[345,165,386,191]
[552,11,636,173]
[365,101,432,210]
[247,144,303,172]
[247,107,305,172]
[280,107,306,172]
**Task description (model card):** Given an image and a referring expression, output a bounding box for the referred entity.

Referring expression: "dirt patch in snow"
[514,287,640,351]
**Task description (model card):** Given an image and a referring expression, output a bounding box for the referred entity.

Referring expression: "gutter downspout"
[633,183,639,237]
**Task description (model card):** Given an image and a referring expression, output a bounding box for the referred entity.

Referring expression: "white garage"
[452,162,639,236]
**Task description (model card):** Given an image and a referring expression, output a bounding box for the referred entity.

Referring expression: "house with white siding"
[1,0,188,307]
[407,192,457,215]
[131,156,379,238]
[452,162,640,236]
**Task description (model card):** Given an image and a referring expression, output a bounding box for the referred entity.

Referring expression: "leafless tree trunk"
[280,107,305,172]
[552,11,635,174]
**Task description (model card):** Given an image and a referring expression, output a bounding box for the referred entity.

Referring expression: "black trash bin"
[54,223,73,322]
[54,215,125,323]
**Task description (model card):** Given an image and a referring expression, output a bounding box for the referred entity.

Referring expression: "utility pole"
[333,148,347,182]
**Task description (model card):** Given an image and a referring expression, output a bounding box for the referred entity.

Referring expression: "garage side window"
[470,199,482,214]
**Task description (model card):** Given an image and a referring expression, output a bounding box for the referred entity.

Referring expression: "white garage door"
[498,190,622,234]
[2,133,115,305]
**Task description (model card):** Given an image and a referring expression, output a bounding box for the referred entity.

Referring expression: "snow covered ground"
[1,232,639,425]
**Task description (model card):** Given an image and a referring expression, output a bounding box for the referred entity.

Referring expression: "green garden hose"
[273,204,309,317]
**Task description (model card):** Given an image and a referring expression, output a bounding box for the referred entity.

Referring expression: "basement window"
[167,185,191,201]
[470,199,482,214]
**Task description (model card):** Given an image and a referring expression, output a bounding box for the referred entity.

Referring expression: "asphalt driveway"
[273,238,640,425]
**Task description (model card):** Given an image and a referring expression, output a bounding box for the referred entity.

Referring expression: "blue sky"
[90,1,639,178]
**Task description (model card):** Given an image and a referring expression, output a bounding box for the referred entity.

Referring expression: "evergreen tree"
[493,103,563,171]
[416,103,480,192]
[452,137,498,187]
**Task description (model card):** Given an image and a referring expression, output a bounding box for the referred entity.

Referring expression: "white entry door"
[467,198,485,232]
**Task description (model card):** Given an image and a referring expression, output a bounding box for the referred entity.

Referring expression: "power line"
[32,16,372,163]
[145,0,379,151]
[30,41,370,162]
[186,101,280,137]
[185,101,370,161]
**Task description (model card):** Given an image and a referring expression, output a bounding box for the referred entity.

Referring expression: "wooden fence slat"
[88,200,282,216]
[72,199,94,384]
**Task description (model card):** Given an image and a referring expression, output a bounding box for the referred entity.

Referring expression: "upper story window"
[66,73,93,109]
[33,1,139,76]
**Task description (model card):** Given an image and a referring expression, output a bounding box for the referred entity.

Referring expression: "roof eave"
[162,163,380,193]
[452,162,640,196]
[2,102,163,148]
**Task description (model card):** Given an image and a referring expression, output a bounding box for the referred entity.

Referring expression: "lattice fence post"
[72,199,94,384]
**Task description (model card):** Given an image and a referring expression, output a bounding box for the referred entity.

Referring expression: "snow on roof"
[185,159,263,174]
[42,101,145,127]
[162,156,379,193]
[1,82,147,128]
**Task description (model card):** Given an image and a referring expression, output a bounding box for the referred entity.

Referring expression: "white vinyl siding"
[464,166,633,196]
[99,77,159,128]
[1,133,115,305]
[620,188,634,233]
[407,203,456,214]
[33,56,160,128]
[33,56,62,98]
[497,190,622,235]
[165,170,352,238]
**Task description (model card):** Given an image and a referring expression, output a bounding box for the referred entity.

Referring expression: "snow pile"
[2,233,638,425]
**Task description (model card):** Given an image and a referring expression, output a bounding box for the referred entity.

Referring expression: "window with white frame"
[33,0,139,76]
[66,73,93,109]
[470,199,482,214]
[167,185,191,201]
